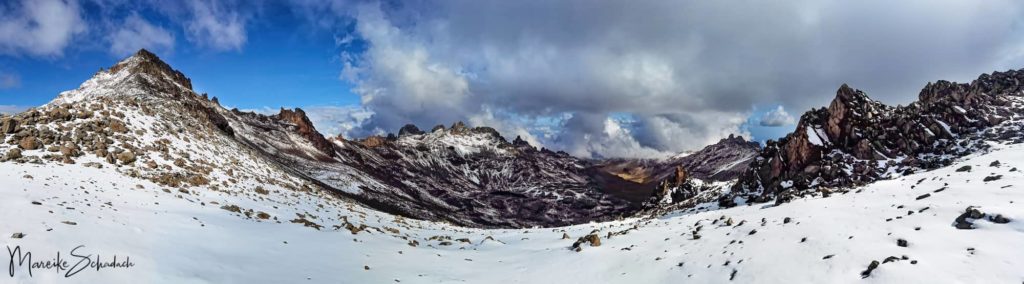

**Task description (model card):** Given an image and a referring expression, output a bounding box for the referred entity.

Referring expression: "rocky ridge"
[596,135,760,208]
[7,50,650,228]
[727,72,1024,206]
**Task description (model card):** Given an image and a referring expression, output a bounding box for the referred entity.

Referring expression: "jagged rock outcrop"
[274,108,336,158]
[398,124,424,136]
[512,135,530,146]
[650,166,691,203]
[728,70,1024,205]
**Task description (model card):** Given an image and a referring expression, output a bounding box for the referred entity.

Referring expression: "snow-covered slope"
[2,49,639,229]
[2,135,1021,283]
[2,49,1022,283]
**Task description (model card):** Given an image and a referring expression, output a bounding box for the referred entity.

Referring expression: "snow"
[806,126,828,146]
[934,119,955,137]
[397,130,509,156]
[2,140,1023,283]
[48,55,187,106]
[953,106,967,114]
[710,153,756,176]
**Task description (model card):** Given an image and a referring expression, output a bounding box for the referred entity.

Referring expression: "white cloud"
[0,0,86,57]
[759,106,796,127]
[341,4,473,135]
[241,105,377,139]
[323,0,1024,158]
[108,14,175,56]
[0,105,28,115]
[184,0,247,51]
[302,105,376,139]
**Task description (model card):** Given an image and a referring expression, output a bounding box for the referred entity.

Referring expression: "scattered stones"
[10,233,24,239]
[860,260,880,278]
[220,204,242,213]
[956,165,972,172]
[954,206,986,229]
[989,160,1001,167]
[915,193,931,200]
[989,214,1011,224]
[254,186,270,195]
[290,218,323,230]
[783,217,792,224]
[561,233,570,240]
[982,175,1002,182]
[571,232,601,251]
[897,239,908,247]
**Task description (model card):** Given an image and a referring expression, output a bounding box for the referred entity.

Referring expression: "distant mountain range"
[5,49,1024,230]
[3,50,1024,282]
[6,50,760,228]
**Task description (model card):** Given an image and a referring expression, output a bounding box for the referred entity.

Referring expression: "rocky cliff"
[727,72,1024,206]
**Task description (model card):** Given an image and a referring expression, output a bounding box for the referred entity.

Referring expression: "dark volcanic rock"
[398,124,424,136]
[729,69,1024,204]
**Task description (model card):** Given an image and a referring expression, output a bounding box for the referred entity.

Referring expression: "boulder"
[989,214,1010,224]
[18,137,40,150]
[571,232,601,251]
[954,206,986,229]
[5,148,21,160]
[117,151,136,164]
[59,143,80,157]
[1,118,17,133]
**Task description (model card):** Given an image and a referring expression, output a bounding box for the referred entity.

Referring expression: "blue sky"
[3,0,1023,158]
[0,1,363,110]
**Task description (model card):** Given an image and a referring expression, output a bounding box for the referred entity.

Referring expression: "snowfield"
[2,141,1023,283]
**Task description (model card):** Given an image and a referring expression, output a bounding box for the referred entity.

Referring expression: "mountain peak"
[109,49,192,90]
[834,83,867,103]
[50,49,194,105]
[130,48,160,62]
